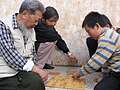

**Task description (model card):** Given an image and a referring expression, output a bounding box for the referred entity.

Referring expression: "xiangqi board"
[46,76,84,90]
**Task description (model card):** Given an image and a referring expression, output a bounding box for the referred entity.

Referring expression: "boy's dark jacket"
[34,20,69,53]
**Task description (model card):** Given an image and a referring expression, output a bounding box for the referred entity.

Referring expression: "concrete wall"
[0,0,120,66]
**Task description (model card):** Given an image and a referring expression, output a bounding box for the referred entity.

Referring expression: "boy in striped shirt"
[73,11,120,90]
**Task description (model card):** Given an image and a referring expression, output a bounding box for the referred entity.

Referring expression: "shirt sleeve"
[56,34,70,53]
[79,36,117,76]
[0,21,27,71]
[32,44,38,63]
[23,44,36,71]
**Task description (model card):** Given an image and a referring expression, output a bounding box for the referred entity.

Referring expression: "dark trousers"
[94,72,120,90]
[86,37,98,58]
[0,71,45,90]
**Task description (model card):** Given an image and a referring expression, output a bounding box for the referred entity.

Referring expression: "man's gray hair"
[19,0,45,15]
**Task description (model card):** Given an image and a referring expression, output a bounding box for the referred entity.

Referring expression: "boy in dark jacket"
[34,6,78,69]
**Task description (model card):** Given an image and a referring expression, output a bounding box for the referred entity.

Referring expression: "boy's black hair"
[101,14,113,28]
[82,11,111,28]
[43,6,59,20]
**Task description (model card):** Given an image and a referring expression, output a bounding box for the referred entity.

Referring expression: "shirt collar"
[101,28,109,36]
[12,13,19,29]
[98,28,109,40]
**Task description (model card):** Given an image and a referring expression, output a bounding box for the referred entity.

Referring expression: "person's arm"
[100,62,110,78]
[0,21,33,71]
[79,36,117,76]
[0,21,48,81]
[56,34,70,53]
[56,33,78,64]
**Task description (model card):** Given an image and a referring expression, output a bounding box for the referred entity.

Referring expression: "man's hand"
[67,52,78,65]
[32,66,48,82]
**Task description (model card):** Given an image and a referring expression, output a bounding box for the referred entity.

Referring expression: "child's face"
[85,24,101,40]
[45,16,58,28]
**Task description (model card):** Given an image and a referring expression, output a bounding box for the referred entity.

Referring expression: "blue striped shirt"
[79,28,120,76]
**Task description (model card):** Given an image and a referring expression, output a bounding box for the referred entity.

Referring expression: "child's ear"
[95,23,101,30]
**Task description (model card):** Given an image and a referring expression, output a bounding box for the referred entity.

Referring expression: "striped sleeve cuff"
[79,65,95,76]
[79,69,85,76]
[79,66,90,76]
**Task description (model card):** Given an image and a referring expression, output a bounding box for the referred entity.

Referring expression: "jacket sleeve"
[56,34,70,53]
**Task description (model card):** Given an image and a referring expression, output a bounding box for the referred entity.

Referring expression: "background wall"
[0,0,120,66]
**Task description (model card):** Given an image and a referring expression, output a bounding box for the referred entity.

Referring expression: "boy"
[73,11,120,90]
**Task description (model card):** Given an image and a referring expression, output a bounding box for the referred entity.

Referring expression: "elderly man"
[0,0,48,90]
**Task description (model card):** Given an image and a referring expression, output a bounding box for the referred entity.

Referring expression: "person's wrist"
[67,52,72,56]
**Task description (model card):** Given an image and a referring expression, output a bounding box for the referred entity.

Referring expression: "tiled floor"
[45,66,101,90]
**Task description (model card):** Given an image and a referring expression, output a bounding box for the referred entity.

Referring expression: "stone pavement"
[45,66,101,90]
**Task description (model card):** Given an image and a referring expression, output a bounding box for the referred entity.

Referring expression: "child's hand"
[72,71,81,79]
[67,52,78,64]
